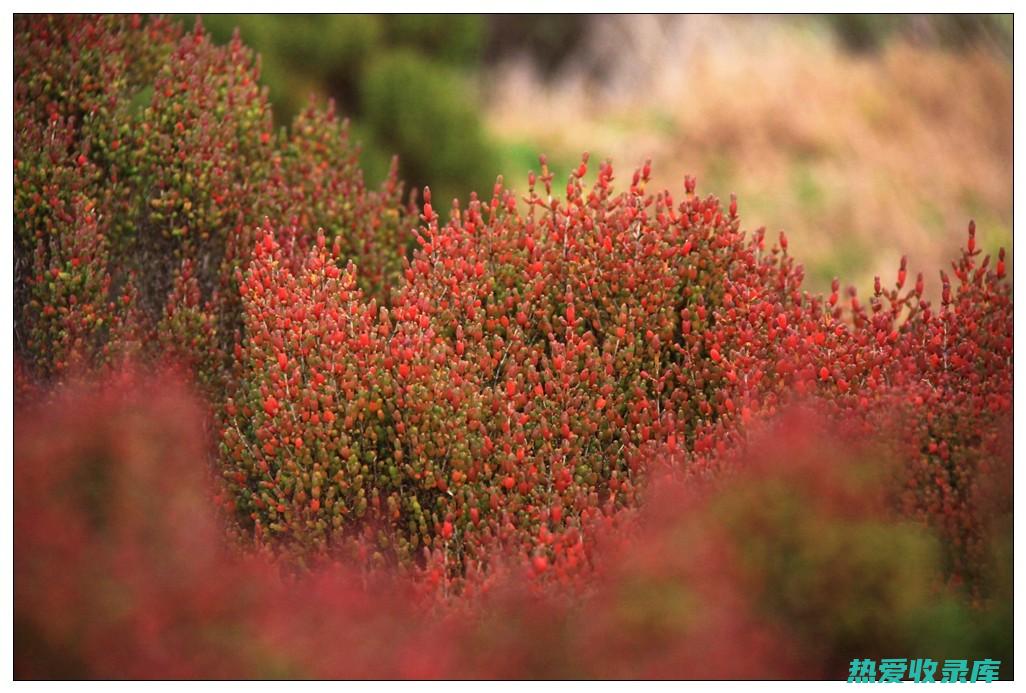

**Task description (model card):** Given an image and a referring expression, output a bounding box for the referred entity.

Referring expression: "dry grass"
[483,16,1012,295]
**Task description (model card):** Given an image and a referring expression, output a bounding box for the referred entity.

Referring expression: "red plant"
[14,13,1012,680]
[219,149,1010,598]
[222,223,398,563]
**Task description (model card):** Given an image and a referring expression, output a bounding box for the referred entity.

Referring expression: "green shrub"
[362,50,498,206]
[199,14,499,205]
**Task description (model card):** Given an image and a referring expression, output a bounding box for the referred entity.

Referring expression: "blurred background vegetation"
[195,13,1011,294]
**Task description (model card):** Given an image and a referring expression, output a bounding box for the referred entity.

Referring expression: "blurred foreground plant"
[14,372,1010,678]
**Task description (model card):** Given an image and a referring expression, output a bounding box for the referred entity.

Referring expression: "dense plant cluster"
[222,157,1011,594]
[15,15,1012,679]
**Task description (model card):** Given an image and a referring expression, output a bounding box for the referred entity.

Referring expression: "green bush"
[199,14,498,207]
[362,50,498,206]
